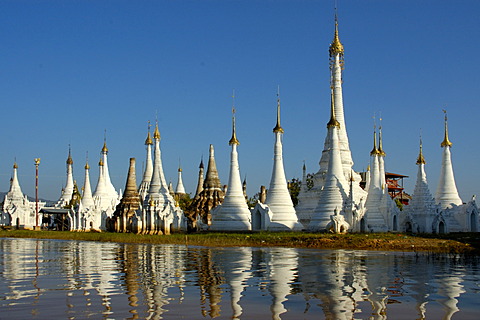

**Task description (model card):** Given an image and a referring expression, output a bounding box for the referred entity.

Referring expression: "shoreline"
[1,230,479,254]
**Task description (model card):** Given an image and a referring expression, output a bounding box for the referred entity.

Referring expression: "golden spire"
[178,158,182,172]
[329,11,344,57]
[273,86,284,133]
[102,130,108,153]
[417,135,426,165]
[67,145,74,165]
[85,152,90,169]
[378,118,386,157]
[153,120,161,140]
[327,87,340,128]
[229,90,240,146]
[98,157,104,166]
[370,126,381,156]
[13,162,18,169]
[440,109,452,147]
[145,121,153,145]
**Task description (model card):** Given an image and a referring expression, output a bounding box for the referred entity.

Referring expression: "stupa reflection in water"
[0,238,478,319]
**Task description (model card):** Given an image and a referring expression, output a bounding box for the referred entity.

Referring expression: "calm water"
[0,238,479,319]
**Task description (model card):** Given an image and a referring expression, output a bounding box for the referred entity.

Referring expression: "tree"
[287,178,301,207]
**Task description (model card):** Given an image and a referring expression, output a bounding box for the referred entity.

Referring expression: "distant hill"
[0,191,55,206]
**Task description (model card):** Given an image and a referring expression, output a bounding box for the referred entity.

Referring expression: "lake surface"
[0,238,479,319]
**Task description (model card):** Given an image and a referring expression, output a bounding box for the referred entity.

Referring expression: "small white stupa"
[435,110,462,209]
[405,138,438,233]
[93,139,119,213]
[175,165,186,195]
[76,157,97,231]
[210,101,252,231]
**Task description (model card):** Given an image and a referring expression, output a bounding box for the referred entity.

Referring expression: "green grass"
[1,229,479,254]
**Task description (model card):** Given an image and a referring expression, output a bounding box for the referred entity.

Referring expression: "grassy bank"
[1,229,479,254]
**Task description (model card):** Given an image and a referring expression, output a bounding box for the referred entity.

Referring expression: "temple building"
[0,162,45,229]
[403,113,479,233]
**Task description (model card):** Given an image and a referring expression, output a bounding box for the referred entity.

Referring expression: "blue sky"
[1,0,479,201]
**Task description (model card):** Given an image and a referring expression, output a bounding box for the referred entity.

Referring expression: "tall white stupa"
[56,147,75,208]
[138,123,154,201]
[210,102,252,231]
[363,128,388,232]
[435,110,462,208]
[263,91,302,231]
[296,13,367,226]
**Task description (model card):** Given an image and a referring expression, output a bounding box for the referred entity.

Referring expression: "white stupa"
[405,138,438,233]
[210,106,251,231]
[308,90,348,231]
[80,160,95,210]
[138,124,154,201]
[142,122,184,234]
[296,14,367,227]
[363,128,388,232]
[435,111,462,208]
[263,92,302,231]
[76,159,97,230]
[93,140,119,212]
[56,147,75,208]
[175,166,186,195]
[1,162,43,228]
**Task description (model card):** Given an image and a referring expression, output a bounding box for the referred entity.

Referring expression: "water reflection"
[0,238,479,319]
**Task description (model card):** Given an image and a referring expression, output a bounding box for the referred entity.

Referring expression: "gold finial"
[102,142,108,153]
[34,158,41,165]
[370,125,381,156]
[98,158,104,166]
[85,151,90,169]
[178,158,182,172]
[229,90,240,146]
[441,109,452,147]
[327,87,340,128]
[67,145,74,165]
[329,11,344,58]
[378,118,386,157]
[416,134,426,165]
[102,130,108,153]
[153,120,161,140]
[273,86,284,133]
[145,121,153,145]
[13,162,18,169]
